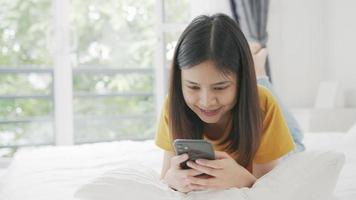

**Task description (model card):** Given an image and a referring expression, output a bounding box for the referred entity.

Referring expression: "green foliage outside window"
[0,0,189,157]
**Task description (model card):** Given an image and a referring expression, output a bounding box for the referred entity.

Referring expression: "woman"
[155,13,294,193]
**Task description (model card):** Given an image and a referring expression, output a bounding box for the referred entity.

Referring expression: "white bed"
[0,131,355,200]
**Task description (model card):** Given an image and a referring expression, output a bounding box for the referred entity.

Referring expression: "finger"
[187,175,215,187]
[170,154,189,168]
[175,179,192,193]
[189,184,205,191]
[181,184,204,193]
[180,185,192,193]
[186,161,218,177]
[213,151,231,159]
[183,168,204,177]
[195,159,225,169]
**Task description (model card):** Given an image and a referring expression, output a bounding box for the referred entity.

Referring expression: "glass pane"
[71,0,157,142]
[0,99,52,119]
[70,0,156,68]
[164,32,181,67]
[0,122,54,146]
[74,117,156,143]
[0,0,53,155]
[0,73,52,95]
[164,0,190,23]
[0,0,52,66]
[73,73,153,93]
[73,96,154,116]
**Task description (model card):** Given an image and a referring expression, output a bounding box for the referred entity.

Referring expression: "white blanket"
[0,140,163,200]
[0,133,354,200]
[73,150,345,200]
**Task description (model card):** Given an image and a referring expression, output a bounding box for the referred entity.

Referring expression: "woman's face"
[181,60,237,125]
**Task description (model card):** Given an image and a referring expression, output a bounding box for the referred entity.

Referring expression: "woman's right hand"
[163,154,205,193]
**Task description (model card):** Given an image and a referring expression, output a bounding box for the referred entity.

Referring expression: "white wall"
[268,0,326,107]
[190,0,356,108]
[269,0,356,108]
[325,0,356,107]
[189,0,232,18]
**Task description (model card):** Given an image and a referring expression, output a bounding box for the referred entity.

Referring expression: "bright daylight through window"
[0,0,190,157]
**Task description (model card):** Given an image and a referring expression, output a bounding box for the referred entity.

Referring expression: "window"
[0,0,190,157]
[0,0,53,156]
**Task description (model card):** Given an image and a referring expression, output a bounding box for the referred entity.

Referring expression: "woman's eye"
[188,86,200,90]
[214,86,227,90]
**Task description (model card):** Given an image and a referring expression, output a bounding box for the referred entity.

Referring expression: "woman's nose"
[199,90,217,108]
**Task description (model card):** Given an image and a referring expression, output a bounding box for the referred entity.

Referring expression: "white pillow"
[347,123,356,133]
[341,123,356,150]
[248,151,345,200]
[333,123,356,198]
[75,151,345,200]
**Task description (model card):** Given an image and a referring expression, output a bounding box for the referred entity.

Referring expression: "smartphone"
[173,139,215,169]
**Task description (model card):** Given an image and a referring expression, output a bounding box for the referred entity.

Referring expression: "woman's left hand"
[186,151,256,190]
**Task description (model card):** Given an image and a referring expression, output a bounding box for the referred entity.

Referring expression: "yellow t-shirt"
[155,85,295,166]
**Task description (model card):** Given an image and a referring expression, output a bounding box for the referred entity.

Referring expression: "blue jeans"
[257,77,305,153]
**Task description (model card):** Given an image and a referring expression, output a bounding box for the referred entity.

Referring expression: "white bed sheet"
[0,132,354,200]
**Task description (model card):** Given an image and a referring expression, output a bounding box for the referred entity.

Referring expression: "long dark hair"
[168,13,262,168]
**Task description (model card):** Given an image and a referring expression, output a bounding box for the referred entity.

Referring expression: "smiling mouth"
[199,107,222,116]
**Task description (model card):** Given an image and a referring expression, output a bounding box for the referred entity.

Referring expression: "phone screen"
[173,139,215,169]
